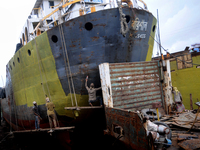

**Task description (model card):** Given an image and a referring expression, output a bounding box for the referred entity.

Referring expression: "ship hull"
[2,7,156,130]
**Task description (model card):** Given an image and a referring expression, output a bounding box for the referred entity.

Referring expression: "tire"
[141,109,162,120]
[153,121,172,140]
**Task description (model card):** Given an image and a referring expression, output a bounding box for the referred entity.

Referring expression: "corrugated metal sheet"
[99,61,163,111]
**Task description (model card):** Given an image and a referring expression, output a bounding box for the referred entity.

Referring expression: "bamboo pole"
[190,93,193,110]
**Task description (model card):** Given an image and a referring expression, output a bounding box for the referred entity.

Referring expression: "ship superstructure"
[19,0,147,45]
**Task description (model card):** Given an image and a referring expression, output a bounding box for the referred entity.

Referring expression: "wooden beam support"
[13,126,75,134]
[190,93,193,110]
[65,106,103,110]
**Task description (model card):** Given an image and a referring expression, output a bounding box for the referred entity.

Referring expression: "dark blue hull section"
[47,7,156,96]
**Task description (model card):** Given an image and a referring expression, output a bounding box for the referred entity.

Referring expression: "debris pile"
[160,109,200,149]
[140,101,200,150]
[143,117,172,150]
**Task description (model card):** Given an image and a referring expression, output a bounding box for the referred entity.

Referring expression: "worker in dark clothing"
[85,76,103,106]
[32,101,42,130]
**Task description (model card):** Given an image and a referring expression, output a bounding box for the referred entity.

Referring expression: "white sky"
[0,0,199,87]
[0,0,36,87]
[145,0,200,56]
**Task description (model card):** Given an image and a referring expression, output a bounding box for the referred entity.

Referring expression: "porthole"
[85,22,93,31]
[51,35,58,43]
[28,49,31,56]
[13,62,15,67]
[171,70,175,72]
[152,25,156,32]
[196,65,200,68]
[17,57,20,63]
[125,15,130,23]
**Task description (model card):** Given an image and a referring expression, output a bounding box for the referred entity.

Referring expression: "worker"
[46,95,50,102]
[32,101,42,130]
[46,96,57,130]
[85,76,103,107]
[172,87,185,112]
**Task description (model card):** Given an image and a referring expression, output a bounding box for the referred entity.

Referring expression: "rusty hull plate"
[105,107,150,150]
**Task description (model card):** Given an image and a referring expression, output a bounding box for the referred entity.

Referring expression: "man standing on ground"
[85,76,103,106]
[172,87,185,112]
[32,101,41,130]
[46,96,57,130]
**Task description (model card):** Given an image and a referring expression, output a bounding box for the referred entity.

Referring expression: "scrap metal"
[178,139,200,150]
[104,107,151,150]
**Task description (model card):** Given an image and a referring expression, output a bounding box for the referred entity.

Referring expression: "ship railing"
[31,0,148,37]
[42,2,111,29]
[32,0,82,35]
[136,0,148,10]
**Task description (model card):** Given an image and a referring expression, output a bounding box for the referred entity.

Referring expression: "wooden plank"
[177,56,183,63]
[184,55,187,61]
[13,126,75,134]
[177,134,198,141]
[177,62,183,69]
[186,60,192,68]
[187,54,192,60]
[64,106,103,110]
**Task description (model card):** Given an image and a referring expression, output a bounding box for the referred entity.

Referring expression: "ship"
[1,0,157,147]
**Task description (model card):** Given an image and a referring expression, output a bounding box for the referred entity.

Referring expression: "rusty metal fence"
[99,61,164,111]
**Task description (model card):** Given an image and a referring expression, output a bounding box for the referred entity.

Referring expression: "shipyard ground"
[0,121,66,150]
[0,120,126,150]
[1,120,200,150]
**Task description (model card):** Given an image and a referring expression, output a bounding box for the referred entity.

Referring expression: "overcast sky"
[0,0,200,87]
[145,0,200,56]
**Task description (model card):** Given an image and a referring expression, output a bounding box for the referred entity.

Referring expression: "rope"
[58,25,74,107]
[118,3,200,70]
[58,24,78,108]
[117,1,129,37]
[34,39,53,129]
[126,7,200,67]
[34,38,60,128]
[148,29,200,66]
